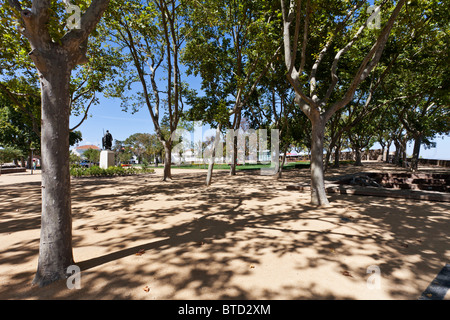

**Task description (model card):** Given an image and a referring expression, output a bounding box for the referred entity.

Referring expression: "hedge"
[70,165,155,178]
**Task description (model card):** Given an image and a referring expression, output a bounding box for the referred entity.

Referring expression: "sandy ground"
[0,162,449,300]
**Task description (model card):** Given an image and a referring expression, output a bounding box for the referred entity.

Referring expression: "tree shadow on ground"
[0,165,449,299]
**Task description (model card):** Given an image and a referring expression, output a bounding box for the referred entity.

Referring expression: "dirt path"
[0,162,449,299]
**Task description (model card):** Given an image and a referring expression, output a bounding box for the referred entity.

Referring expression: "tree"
[0,147,23,175]
[69,152,81,165]
[385,2,449,171]
[103,0,188,181]
[346,107,379,166]
[122,133,155,164]
[0,82,40,166]
[183,0,281,176]
[1,2,117,138]
[7,0,110,287]
[280,0,406,205]
[83,148,100,163]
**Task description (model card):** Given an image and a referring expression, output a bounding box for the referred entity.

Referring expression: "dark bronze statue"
[102,130,113,150]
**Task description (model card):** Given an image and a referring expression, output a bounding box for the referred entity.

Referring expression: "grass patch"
[171,161,310,170]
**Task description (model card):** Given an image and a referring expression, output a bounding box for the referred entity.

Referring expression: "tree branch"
[31,0,51,24]
[7,0,22,14]
[309,1,365,97]
[299,0,309,75]
[61,0,110,51]
[70,93,96,132]
[325,0,406,121]
[0,82,40,136]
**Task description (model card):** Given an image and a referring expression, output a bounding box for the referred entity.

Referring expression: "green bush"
[70,165,154,177]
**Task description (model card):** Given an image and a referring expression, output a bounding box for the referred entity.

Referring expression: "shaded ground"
[0,162,449,299]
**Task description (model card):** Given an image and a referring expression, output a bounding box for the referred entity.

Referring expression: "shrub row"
[70,165,155,178]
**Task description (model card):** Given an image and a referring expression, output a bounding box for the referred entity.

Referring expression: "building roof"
[75,145,100,150]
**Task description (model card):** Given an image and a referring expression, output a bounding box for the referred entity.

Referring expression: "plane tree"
[101,0,192,181]
[182,0,282,176]
[280,0,406,205]
[386,12,449,170]
[6,0,110,287]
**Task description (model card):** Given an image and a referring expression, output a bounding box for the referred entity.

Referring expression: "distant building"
[71,145,101,159]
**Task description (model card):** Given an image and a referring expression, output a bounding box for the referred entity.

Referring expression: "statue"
[102,130,113,150]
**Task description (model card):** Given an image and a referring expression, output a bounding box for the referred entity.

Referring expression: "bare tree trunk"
[393,139,400,165]
[310,117,329,206]
[276,143,288,179]
[163,142,172,181]
[333,141,341,168]
[401,138,408,168]
[206,124,222,186]
[324,146,332,172]
[410,135,421,171]
[33,62,74,287]
[354,146,363,166]
[229,135,237,176]
[385,140,392,163]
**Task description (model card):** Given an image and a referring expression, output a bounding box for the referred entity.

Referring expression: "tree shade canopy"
[2,0,449,288]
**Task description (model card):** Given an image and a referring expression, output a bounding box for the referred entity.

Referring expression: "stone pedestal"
[100,150,115,169]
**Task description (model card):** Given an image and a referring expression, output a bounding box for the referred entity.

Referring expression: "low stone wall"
[0,167,27,174]
[418,158,450,168]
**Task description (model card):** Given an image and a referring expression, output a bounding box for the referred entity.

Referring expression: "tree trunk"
[393,139,400,165]
[163,142,172,181]
[410,135,422,171]
[333,141,341,168]
[32,62,74,287]
[206,157,215,187]
[229,135,237,176]
[324,146,332,172]
[379,140,385,162]
[385,140,391,163]
[354,147,363,166]
[401,137,408,168]
[310,117,329,206]
[206,124,222,186]
[276,143,288,179]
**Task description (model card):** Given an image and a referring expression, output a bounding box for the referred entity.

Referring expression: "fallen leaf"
[143,286,150,292]
[250,265,255,269]
[136,249,146,256]
[426,293,432,298]
[341,271,353,277]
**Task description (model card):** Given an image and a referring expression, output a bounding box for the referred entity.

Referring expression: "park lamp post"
[30,147,35,175]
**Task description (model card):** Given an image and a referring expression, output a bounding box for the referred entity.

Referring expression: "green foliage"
[83,148,101,163]
[0,83,40,155]
[182,0,282,133]
[70,152,81,165]
[1,1,118,138]
[371,0,450,155]
[0,146,23,165]
[70,165,155,178]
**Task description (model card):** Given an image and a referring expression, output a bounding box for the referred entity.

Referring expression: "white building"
[71,145,101,159]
